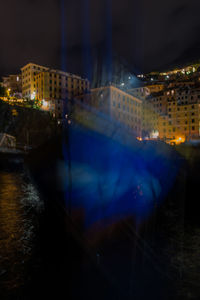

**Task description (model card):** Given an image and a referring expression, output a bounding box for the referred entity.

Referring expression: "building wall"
[21,63,49,99]
[158,102,200,140]
[2,74,22,95]
[34,69,90,101]
[91,86,142,137]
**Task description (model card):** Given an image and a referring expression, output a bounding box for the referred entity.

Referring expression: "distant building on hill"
[2,74,22,97]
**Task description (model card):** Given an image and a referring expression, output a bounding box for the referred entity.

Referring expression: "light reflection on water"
[0,170,43,297]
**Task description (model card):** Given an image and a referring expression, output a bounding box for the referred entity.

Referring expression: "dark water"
[0,169,43,299]
[0,167,114,300]
[1,161,196,299]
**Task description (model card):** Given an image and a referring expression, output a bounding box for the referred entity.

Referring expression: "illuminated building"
[35,69,89,101]
[2,74,22,97]
[35,69,90,117]
[21,63,48,99]
[21,63,90,117]
[90,86,142,137]
[143,85,200,141]
[158,100,200,141]
[128,84,164,100]
[127,87,150,100]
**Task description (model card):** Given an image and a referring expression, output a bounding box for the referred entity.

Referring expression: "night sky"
[1,0,200,78]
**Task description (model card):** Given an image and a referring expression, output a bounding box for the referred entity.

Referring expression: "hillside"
[0,100,56,148]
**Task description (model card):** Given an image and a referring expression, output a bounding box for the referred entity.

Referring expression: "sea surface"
[0,167,44,299]
[0,159,191,300]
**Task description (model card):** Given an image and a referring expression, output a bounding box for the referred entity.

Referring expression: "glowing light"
[31,92,36,100]
[137,137,142,141]
[42,99,48,108]
[151,130,159,139]
[68,120,71,124]
[168,136,185,145]
[121,82,125,86]
[16,76,19,82]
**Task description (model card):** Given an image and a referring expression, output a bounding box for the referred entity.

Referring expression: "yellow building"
[34,69,90,117]
[141,90,168,138]
[158,101,200,141]
[142,86,200,141]
[35,69,89,102]
[21,63,90,118]
[2,74,22,96]
[145,84,165,93]
[21,63,49,99]
[90,86,142,137]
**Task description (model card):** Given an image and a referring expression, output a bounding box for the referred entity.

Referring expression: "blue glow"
[60,118,180,229]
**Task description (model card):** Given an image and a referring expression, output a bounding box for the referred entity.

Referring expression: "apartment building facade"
[2,74,22,96]
[21,63,49,99]
[90,86,142,137]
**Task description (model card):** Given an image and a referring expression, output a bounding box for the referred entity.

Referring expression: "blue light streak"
[60,114,180,229]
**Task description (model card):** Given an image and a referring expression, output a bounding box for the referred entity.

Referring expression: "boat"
[0,133,25,169]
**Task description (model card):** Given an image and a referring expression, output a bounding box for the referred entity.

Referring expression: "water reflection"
[0,171,43,298]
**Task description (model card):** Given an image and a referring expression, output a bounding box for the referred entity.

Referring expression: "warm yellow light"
[137,137,142,141]
[174,136,185,145]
